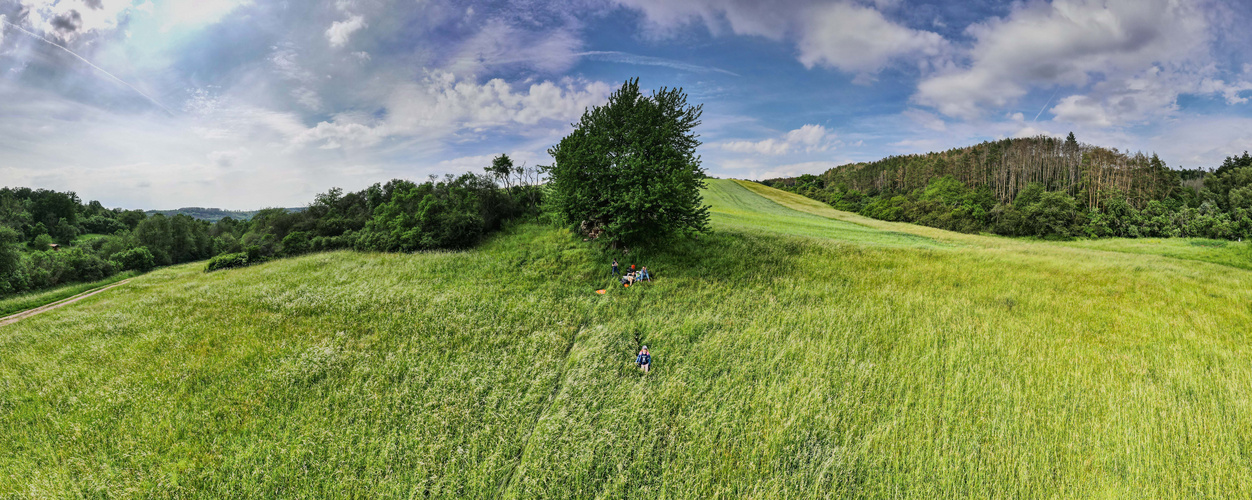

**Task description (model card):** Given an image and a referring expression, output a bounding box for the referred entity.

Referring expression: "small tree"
[487,154,516,192]
[545,78,710,247]
[111,246,156,272]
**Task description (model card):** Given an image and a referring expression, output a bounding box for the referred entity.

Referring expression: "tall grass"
[0,271,137,317]
[1,180,1251,497]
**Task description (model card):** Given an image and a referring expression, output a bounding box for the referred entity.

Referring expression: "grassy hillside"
[3,180,1252,497]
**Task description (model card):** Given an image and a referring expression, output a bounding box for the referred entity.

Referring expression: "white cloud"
[13,0,139,40]
[293,120,381,150]
[711,157,844,180]
[902,108,947,132]
[1050,95,1114,127]
[291,87,323,111]
[326,14,367,48]
[207,148,250,167]
[162,0,252,29]
[614,0,941,77]
[1047,66,1242,127]
[797,2,946,74]
[1012,126,1063,139]
[444,19,582,76]
[1199,77,1252,105]
[435,151,544,173]
[719,124,836,155]
[612,0,799,39]
[1149,116,1252,167]
[755,161,843,179]
[290,72,612,150]
[914,0,1213,120]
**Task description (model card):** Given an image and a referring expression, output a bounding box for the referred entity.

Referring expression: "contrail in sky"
[1,19,176,115]
[576,51,741,77]
[1033,86,1061,122]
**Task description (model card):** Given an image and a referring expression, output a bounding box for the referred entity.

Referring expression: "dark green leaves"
[546,78,711,248]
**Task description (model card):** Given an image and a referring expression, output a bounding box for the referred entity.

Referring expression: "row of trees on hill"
[762,138,1252,239]
[0,166,542,296]
[1,78,714,296]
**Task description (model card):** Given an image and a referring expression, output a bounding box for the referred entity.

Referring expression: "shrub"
[205,252,249,273]
[81,215,128,235]
[281,231,311,256]
[29,234,54,251]
[111,246,156,272]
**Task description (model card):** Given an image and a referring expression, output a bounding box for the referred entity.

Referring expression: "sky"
[1,0,1251,209]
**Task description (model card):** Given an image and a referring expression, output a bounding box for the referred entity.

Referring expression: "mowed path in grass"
[2,179,1252,498]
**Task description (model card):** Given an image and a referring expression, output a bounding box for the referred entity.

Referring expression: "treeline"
[762,135,1252,239]
[0,156,541,296]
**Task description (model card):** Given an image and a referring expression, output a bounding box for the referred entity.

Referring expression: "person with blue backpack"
[636,346,651,373]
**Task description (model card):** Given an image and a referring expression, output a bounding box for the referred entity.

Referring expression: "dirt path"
[0,279,132,327]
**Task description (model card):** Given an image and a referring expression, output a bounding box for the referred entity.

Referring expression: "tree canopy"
[545,78,710,247]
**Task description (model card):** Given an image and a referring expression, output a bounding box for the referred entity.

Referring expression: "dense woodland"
[762,134,1252,239]
[0,158,541,295]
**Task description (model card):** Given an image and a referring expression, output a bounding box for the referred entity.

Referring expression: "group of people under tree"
[612,259,651,286]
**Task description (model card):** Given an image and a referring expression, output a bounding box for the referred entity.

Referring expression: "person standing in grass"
[612,259,619,276]
[637,346,651,373]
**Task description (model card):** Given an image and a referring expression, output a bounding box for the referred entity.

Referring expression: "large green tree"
[546,78,710,247]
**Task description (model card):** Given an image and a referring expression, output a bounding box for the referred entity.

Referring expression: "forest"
[761,134,1252,239]
[0,157,541,296]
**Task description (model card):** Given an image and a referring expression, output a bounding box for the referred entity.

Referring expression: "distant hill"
[143,207,304,222]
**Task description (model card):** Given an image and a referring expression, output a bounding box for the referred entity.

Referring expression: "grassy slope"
[739,179,1252,270]
[0,272,138,317]
[2,180,1252,497]
[1060,237,1252,271]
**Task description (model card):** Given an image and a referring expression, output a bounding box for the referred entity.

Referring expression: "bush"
[28,233,54,251]
[356,174,499,252]
[205,252,249,273]
[111,246,156,272]
[22,247,117,289]
[81,215,128,235]
[281,231,311,256]
[245,245,268,263]
[1023,191,1081,238]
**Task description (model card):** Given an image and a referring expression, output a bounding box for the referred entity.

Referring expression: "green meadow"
[2,179,1251,497]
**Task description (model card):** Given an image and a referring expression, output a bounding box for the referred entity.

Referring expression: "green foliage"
[110,246,156,272]
[356,175,493,252]
[546,78,710,247]
[0,228,22,294]
[28,233,54,251]
[281,231,311,256]
[767,144,1252,241]
[204,252,249,272]
[487,153,515,185]
[82,215,128,235]
[21,247,118,289]
[48,217,79,244]
[1023,191,1082,238]
[0,167,537,298]
[851,176,995,234]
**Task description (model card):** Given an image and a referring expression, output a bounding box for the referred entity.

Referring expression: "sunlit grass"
[2,180,1251,497]
[0,271,137,317]
[1060,237,1252,270]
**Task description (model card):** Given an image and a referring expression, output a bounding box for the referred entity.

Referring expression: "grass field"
[2,179,1251,497]
[0,271,137,318]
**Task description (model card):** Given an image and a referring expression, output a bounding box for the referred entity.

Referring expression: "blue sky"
[1,0,1251,208]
